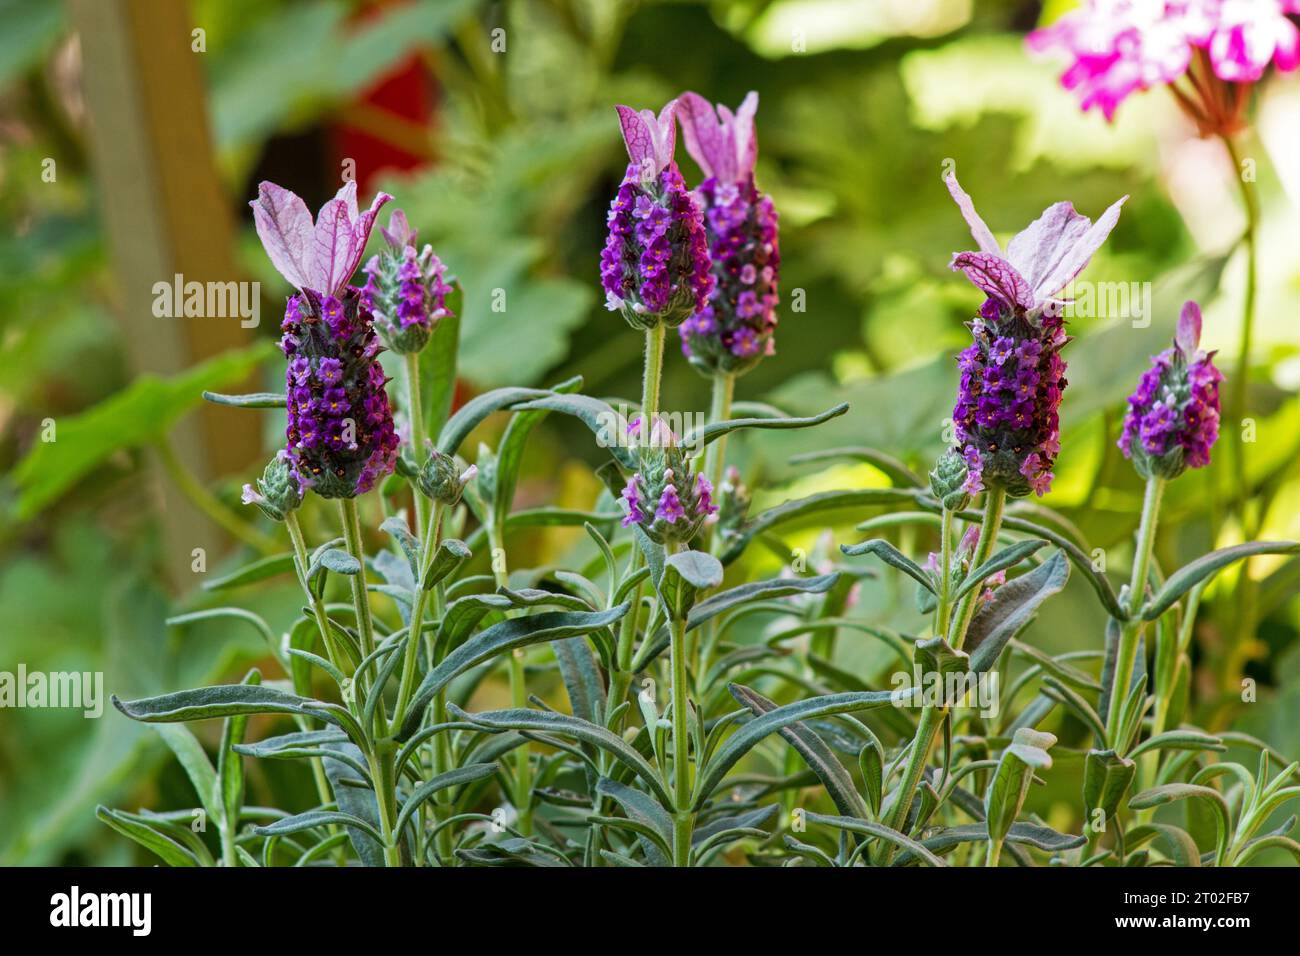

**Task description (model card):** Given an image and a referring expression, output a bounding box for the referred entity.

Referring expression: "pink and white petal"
[249,182,315,289]
[1005,201,1091,298]
[1176,300,1202,356]
[676,91,729,180]
[616,104,654,172]
[944,174,1001,256]
[950,252,1034,311]
[345,190,393,281]
[311,195,355,296]
[333,180,359,223]
[1030,195,1127,303]
[733,91,759,178]
[379,207,414,249]
[651,100,678,174]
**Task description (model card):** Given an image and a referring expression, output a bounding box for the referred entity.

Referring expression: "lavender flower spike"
[676,91,781,376]
[945,174,1126,498]
[600,100,714,331]
[1119,301,1223,480]
[254,181,400,498]
[361,207,454,354]
[619,416,718,545]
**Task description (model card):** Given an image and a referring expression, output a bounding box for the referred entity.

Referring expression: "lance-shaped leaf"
[113,684,325,724]
[986,728,1056,864]
[201,390,286,408]
[450,705,673,807]
[967,550,1070,673]
[719,488,920,564]
[252,809,384,845]
[730,684,869,820]
[789,446,923,487]
[688,573,840,632]
[423,539,472,591]
[201,552,296,592]
[683,402,849,450]
[512,393,637,470]
[394,763,498,840]
[321,744,387,866]
[841,539,935,593]
[952,539,1048,600]
[95,807,199,867]
[901,821,1084,863]
[1126,822,1203,866]
[493,377,584,530]
[152,724,220,825]
[696,686,901,809]
[552,635,606,725]
[436,385,554,456]
[400,603,630,739]
[1127,730,1225,759]
[1128,784,1231,864]
[1142,541,1300,620]
[1083,749,1136,830]
[804,812,947,867]
[659,550,723,620]
[595,778,672,865]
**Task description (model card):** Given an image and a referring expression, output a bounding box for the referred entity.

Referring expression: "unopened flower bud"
[241,451,303,522]
[418,447,476,506]
[929,449,972,512]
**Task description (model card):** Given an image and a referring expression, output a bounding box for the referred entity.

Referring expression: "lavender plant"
[100,99,1300,869]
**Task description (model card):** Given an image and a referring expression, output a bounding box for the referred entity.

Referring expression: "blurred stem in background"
[1219,132,1262,695]
[153,437,277,555]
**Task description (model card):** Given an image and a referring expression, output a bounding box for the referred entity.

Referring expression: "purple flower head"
[250,181,392,298]
[360,208,454,355]
[944,179,1121,497]
[602,100,714,331]
[674,92,780,376]
[946,173,1126,318]
[279,288,399,498]
[1119,300,1223,478]
[618,415,717,544]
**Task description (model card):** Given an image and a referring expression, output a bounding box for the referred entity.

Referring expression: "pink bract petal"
[380,208,417,249]
[944,174,1000,256]
[677,91,731,181]
[1006,201,1093,299]
[615,101,678,178]
[1176,300,1203,356]
[250,182,315,290]
[949,251,1034,312]
[1028,195,1127,303]
[311,193,355,297]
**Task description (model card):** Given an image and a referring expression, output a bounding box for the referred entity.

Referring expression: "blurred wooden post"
[70,0,260,581]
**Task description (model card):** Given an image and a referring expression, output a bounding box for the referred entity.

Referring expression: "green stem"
[947,487,1006,651]
[935,508,955,637]
[641,325,666,422]
[339,499,379,667]
[881,705,941,863]
[154,439,278,555]
[1220,133,1258,535]
[285,512,348,680]
[405,352,428,540]
[488,522,532,835]
[393,501,443,733]
[1106,476,1165,741]
[703,372,734,509]
[668,582,694,865]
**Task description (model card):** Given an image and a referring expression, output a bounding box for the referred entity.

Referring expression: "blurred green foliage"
[1,0,1297,863]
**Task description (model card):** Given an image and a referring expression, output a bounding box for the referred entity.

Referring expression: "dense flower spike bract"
[675,92,781,375]
[600,101,715,330]
[945,174,1126,497]
[619,417,717,545]
[360,208,454,355]
[251,182,400,498]
[1120,300,1224,479]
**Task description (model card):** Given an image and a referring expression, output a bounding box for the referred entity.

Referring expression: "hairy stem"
[948,487,1006,651]
[1107,475,1165,742]
[642,324,666,422]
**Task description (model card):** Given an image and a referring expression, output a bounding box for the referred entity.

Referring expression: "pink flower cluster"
[1029,0,1300,120]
